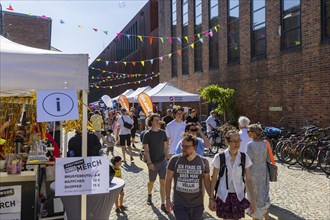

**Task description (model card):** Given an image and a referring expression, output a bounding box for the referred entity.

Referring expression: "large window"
[251,0,266,57]
[171,0,178,77]
[182,0,189,75]
[116,22,138,61]
[281,0,301,50]
[322,0,330,40]
[194,0,203,72]
[209,0,219,68]
[228,0,240,63]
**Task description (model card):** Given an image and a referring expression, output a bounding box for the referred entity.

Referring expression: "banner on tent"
[118,95,129,111]
[138,92,153,116]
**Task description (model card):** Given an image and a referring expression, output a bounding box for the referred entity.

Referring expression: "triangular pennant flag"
[123,62,127,66]
[169,37,173,44]
[41,15,47,19]
[160,38,164,43]
[190,44,194,49]
[214,26,218,32]
[199,38,204,43]
[132,62,136,66]
[177,50,182,56]
[93,28,98,32]
[177,37,182,43]
[168,54,172,58]
[209,30,213,37]
[150,59,154,64]
[204,31,209,36]
[192,34,196,41]
[117,33,121,40]
[60,19,65,24]
[127,34,131,40]
[141,61,145,66]
[6,4,14,11]
[149,35,153,45]
[138,35,143,42]
[28,13,33,16]
[103,31,108,35]
[105,61,109,66]
[159,56,163,62]
[184,36,189,43]
[78,25,83,28]
[96,58,101,62]
[197,33,201,39]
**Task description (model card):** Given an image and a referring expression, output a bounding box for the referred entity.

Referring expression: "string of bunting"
[89,67,155,80]
[94,25,220,67]
[89,71,158,83]
[89,73,160,89]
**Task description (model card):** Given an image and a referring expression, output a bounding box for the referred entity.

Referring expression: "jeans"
[173,204,204,220]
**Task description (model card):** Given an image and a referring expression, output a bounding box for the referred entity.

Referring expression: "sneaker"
[115,208,121,214]
[130,156,134,161]
[161,204,169,214]
[120,205,127,211]
[147,194,153,205]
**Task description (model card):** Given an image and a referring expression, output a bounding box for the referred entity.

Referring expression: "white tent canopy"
[112,89,135,102]
[146,82,200,102]
[0,36,88,96]
[127,86,152,103]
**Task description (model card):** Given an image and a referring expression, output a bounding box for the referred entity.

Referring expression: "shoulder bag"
[265,140,278,182]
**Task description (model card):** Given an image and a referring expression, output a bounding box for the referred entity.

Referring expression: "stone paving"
[109,141,330,220]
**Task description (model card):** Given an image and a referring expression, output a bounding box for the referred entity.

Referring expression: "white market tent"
[0,36,88,97]
[146,82,200,103]
[0,35,90,218]
[112,89,135,102]
[127,86,152,103]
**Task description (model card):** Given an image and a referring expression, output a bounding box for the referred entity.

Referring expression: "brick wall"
[159,0,330,129]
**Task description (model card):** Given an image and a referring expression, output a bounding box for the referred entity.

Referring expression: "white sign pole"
[82,90,88,220]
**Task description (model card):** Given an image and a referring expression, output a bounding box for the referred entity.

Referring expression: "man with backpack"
[117,108,134,163]
[165,133,212,219]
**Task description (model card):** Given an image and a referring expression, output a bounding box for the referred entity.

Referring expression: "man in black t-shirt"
[67,131,101,157]
[143,113,170,213]
[162,109,174,126]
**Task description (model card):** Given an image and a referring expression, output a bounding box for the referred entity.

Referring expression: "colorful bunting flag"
[160,38,164,43]
[169,37,173,44]
[190,44,194,49]
[93,28,98,32]
[117,33,121,40]
[6,4,14,11]
[103,31,108,35]
[60,20,65,24]
[138,35,143,42]
[149,36,153,45]
[178,50,182,56]
[141,61,145,66]
[184,36,189,43]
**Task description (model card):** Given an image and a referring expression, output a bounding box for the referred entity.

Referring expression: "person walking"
[165,105,186,157]
[130,108,139,149]
[142,113,170,213]
[175,122,210,156]
[162,109,174,126]
[185,109,199,124]
[102,129,116,157]
[165,133,212,219]
[206,110,217,137]
[111,156,128,214]
[246,124,271,220]
[210,129,256,219]
[117,108,134,163]
[90,110,104,141]
[238,116,252,153]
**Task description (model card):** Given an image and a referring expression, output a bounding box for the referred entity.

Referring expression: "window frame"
[171,0,178,78]
[182,0,189,75]
[194,0,203,72]
[227,0,240,64]
[322,0,330,40]
[280,0,302,50]
[251,0,266,58]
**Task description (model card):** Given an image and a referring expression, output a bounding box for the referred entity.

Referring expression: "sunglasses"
[189,128,198,132]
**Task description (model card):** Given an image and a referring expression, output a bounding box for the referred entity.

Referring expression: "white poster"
[101,95,113,108]
[0,185,21,220]
[55,157,109,196]
[36,90,79,122]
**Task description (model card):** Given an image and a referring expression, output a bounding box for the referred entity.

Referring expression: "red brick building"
[2,11,52,49]
[158,0,330,128]
[89,0,159,102]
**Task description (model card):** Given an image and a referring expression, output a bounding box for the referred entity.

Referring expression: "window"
[228,0,240,63]
[281,0,301,50]
[194,0,203,72]
[182,0,189,75]
[251,0,266,57]
[209,0,219,68]
[322,0,330,40]
[171,0,178,77]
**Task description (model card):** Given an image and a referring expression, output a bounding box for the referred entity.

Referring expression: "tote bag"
[265,140,278,182]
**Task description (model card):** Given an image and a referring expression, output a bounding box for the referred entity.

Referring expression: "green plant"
[199,84,236,121]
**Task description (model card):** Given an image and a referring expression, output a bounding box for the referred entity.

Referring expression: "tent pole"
[81,90,88,219]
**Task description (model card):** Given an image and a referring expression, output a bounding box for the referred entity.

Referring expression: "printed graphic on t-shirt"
[176,164,202,193]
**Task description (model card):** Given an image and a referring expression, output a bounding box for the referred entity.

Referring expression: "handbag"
[265,140,278,182]
[121,117,133,129]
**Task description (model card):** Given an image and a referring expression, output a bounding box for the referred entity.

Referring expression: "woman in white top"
[210,129,256,220]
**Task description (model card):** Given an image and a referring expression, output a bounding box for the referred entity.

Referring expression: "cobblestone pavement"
[109,141,330,220]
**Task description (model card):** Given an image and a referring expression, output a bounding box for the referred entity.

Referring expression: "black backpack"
[214,152,246,196]
[122,116,133,129]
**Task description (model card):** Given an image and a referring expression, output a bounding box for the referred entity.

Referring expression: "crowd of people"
[66,104,271,220]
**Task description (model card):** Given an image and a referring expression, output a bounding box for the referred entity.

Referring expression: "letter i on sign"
[56,98,61,111]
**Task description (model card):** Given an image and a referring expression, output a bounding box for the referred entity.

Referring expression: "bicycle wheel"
[209,136,219,154]
[318,147,330,175]
[275,140,287,161]
[280,143,295,164]
[301,145,318,169]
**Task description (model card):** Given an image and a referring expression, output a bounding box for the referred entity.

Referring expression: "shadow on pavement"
[267,204,305,220]
[114,211,128,220]
[150,205,175,220]
[202,211,217,219]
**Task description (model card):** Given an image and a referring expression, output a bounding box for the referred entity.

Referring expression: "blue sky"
[1,0,148,63]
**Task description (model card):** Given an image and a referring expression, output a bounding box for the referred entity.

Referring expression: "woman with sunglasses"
[210,129,256,219]
[246,124,271,220]
[174,122,210,156]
